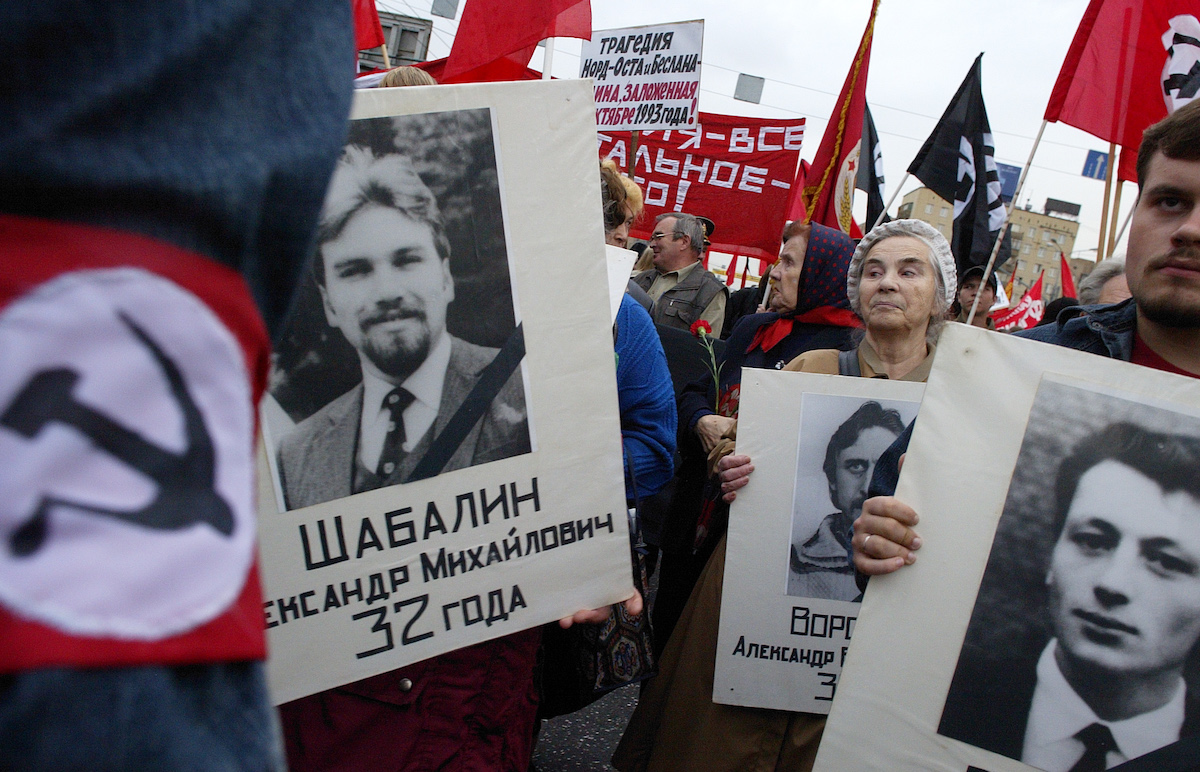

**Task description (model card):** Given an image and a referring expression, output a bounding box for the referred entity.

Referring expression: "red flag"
[351,0,385,51]
[1044,0,1199,182]
[785,160,811,223]
[1059,252,1078,298]
[443,0,591,81]
[416,50,543,84]
[793,0,880,233]
[993,271,1046,331]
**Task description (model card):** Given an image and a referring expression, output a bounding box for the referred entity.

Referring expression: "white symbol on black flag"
[906,53,1011,274]
[1162,14,1200,112]
[856,103,888,229]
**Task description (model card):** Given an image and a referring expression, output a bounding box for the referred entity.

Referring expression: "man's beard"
[1137,246,1200,329]
[1140,297,1200,328]
[359,305,432,380]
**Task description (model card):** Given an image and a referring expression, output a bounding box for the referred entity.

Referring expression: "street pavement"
[531,682,640,771]
[532,560,660,771]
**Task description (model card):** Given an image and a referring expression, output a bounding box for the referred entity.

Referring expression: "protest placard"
[599,113,805,261]
[713,370,922,713]
[815,323,1200,771]
[256,80,633,705]
[581,20,704,132]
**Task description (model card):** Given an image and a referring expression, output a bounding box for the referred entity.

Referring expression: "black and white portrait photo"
[263,108,532,511]
[787,394,919,601]
[938,379,1200,771]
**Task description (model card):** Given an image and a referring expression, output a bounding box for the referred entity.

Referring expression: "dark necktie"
[1070,722,1117,772]
[376,388,413,479]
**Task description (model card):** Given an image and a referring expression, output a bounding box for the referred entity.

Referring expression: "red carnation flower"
[689,319,712,337]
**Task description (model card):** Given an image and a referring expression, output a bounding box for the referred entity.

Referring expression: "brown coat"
[613,342,932,772]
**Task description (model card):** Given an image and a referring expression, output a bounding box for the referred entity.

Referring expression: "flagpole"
[1113,205,1135,253]
[379,45,391,68]
[1105,180,1124,258]
[1095,141,1117,262]
[966,119,1047,325]
[872,172,909,230]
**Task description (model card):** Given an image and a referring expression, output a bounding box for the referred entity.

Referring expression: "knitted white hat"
[846,219,957,314]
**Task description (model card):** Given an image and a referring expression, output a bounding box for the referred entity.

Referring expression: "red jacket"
[280,627,541,772]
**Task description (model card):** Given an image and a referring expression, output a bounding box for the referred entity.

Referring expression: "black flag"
[907,54,1010,274]
[856,103,888,230]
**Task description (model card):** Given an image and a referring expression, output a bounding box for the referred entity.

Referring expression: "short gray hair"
[656,212,705,256]
[847,219,957,345]
[1077,257,1125,305]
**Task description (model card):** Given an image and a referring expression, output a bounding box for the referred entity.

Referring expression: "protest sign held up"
[256,80,633,705]
[815,325,1200,772]
[714,371,922,714]
[582,20,704,132]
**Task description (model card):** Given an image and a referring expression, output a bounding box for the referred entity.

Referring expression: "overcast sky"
[381,0,1129,259]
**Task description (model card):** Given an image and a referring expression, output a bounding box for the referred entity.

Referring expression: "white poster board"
[581,20,704,132]
[714,370,923,713]
[256,80,633,705]
[815,323,1200,771]
[606,244,638,324]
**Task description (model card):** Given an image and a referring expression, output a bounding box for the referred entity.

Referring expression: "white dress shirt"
[358,331,452,473]
[1022,639,1185,771]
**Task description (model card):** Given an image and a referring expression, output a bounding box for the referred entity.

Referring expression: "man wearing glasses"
[633,213,729,336]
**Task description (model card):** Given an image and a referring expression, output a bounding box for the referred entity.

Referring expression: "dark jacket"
[1016,297,1136,360]
[938,642,1200,771]
[633,263,728,333]
[676,312,855,433]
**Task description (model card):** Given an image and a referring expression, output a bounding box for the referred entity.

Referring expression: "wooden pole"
[380,45,391,69]
[872,172,909,230]
[629,130,640,176]
[1095,141,1117,263]
[1106,180,1124,258]
[966,120,1047,325]
[1113,204,1136,253]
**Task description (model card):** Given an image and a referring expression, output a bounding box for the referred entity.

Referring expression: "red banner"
[994,271,1046,331]
[599,112,806,261]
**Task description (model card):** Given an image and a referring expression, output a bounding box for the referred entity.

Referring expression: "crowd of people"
[3,5,1199,771]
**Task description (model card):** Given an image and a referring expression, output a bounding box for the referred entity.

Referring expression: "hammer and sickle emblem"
[0,312,235,557]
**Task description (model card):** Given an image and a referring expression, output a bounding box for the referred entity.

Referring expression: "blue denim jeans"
[0,663,284,771]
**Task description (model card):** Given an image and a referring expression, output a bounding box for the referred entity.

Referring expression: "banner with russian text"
[599,112,805,261]
[256,80,632,704]
[714,370,923,713]
[581,20,704,132]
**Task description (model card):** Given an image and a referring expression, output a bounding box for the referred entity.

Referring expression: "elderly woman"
[652,220,861,653]
[613,219,956,772]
